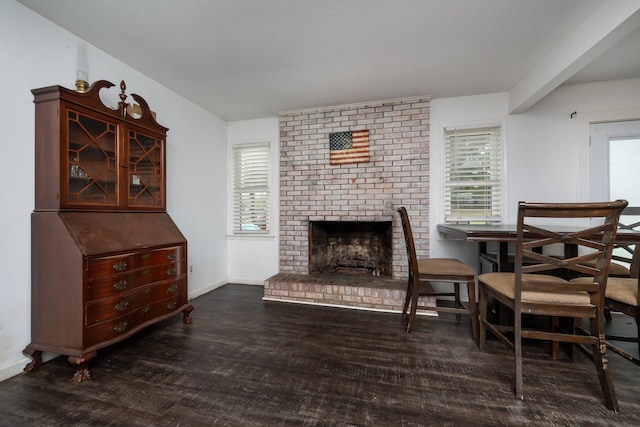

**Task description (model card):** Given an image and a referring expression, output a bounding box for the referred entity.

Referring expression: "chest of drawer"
[85,246,185,280]
[85,260,186,301]
[85,278,186,325]
[84,292,187,347]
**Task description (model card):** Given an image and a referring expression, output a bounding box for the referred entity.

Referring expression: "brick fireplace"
[264,96,434,312]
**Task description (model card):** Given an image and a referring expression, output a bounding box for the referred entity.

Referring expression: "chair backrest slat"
[629,246,640,279]
[611,206,640,273]
[397,207,419,282]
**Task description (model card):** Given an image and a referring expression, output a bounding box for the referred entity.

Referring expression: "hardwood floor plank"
[0,284,638,426]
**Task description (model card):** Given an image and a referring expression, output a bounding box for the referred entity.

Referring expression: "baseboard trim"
[189,280,228,299]
[262,296,438,316]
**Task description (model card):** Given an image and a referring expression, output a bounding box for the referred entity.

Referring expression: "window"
[232,142,270,233]
[609,136,640,205]
[609,136,640,266]
[444,126,502,223]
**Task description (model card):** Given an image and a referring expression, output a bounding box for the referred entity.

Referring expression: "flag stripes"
[329,130,370,165]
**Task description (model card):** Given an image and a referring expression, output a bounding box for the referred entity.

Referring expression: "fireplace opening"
[309,221,393,276]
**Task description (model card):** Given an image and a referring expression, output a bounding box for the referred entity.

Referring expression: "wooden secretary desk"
[23,80,193,382]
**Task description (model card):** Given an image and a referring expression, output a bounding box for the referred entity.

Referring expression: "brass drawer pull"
[113,261,128,271]
[166,268,177,276]
[113,280,128,291]
[141,253,150,260]
[142,288,151,295]
[141,306,150,313]
[114,300,130,311]
[167,253,177,261]
[113,321,128,333]
[141,269,150,275]
[166,301,177,310]
[168,284,178,293]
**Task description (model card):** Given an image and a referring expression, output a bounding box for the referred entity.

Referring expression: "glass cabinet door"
[66,110,118,207]
[128,129,164,208]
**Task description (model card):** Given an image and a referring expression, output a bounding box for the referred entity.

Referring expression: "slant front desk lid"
[58,212,186,255]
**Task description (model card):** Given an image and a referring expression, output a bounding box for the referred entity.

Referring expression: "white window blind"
[233,143,270,233]
[444,126,502,223]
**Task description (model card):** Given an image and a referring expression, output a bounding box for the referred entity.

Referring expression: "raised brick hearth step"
[263,272,436,314]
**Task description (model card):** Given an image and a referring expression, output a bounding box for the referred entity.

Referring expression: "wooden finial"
[119,80,127,103]
[118,80,128,117]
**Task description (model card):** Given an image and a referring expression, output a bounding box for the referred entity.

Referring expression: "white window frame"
[232,142,271,234]
[443,125,503,224]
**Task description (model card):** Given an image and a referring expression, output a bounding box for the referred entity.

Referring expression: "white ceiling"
[16,0,640,121]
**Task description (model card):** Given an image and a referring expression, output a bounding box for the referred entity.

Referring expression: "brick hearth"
[264,272,436,314]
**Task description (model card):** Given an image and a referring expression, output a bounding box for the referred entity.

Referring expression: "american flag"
[329,130,370,165]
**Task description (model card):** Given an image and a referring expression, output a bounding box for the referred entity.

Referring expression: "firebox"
[309,221,393,276]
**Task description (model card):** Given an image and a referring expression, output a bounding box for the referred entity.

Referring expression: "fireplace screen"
[309,221,392,276]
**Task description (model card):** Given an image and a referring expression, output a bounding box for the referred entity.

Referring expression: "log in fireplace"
[309,221,393,276]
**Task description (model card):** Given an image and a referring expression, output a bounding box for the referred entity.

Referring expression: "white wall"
[429,92,510,264]
[0,1,228,381]
[226,118,280,284]
[430,78,640,274]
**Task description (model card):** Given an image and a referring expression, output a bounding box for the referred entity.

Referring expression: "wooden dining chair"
[605,206,640,318]
[397,207,478,344]
[573,244,640,366]
[603,248,640,365]
[478,200,627,413]
[583,206,640,280]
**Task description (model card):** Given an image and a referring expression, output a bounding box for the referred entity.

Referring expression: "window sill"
[227,233,276,241]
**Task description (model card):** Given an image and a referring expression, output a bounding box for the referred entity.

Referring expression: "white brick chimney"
[278,97,431,279]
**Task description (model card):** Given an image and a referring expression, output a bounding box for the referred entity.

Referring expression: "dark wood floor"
[1,284,639,426]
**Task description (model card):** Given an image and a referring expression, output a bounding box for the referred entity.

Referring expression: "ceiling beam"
[509,0,640,114]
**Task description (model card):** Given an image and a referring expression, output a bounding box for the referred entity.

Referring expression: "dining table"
[437,223,640,274]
